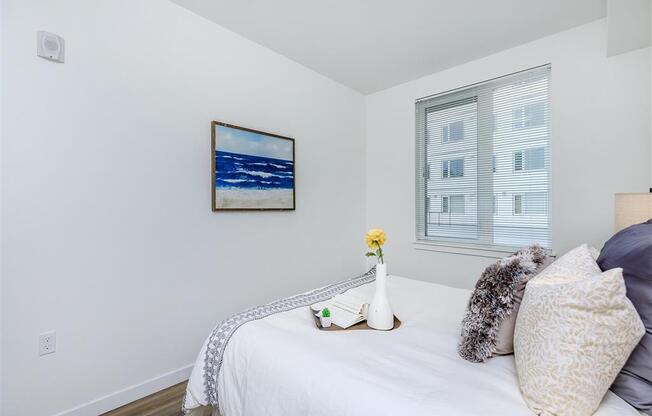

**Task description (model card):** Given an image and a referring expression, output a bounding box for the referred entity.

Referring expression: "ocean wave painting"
[212,122,295,211]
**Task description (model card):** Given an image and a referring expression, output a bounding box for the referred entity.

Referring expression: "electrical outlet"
[39,331,56,356]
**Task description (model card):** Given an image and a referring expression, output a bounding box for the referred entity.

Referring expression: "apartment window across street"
[514,147,545,171]
[513,101,545,129]
[443,120,464,142]
[442,195,465,214]
[442,159,464,178]
[416,65,551,249]
[513,192,547,215]
[513,194,523,215]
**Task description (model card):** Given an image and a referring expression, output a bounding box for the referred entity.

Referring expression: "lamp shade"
[615,193,652,232]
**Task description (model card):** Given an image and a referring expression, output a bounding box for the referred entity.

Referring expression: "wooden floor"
[101,381,187,416]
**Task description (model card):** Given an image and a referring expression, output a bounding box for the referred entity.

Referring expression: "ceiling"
[171,0,607,94]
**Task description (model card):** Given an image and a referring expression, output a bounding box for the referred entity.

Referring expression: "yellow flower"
[365,228,387,249]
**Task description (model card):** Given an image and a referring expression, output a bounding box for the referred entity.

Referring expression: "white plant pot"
[320,315,332,328]
[367,263,394,330]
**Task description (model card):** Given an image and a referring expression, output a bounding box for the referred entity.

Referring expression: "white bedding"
[185,275,640,416]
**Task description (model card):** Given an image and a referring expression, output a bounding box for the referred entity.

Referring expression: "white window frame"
[415,64,552,256]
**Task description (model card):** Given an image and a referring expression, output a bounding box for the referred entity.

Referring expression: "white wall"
[0,0,3,411]
[3,5,651,416]
[1,1,366,415]
[366,19,651,289]
[606,0,651,57]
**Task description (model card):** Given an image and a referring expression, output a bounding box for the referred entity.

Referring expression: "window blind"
[415,65,551,250]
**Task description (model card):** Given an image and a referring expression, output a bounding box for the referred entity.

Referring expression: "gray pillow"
[597,219,652,415]
[459,245,548,363]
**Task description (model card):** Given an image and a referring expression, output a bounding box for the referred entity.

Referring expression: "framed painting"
[212,121,295,211]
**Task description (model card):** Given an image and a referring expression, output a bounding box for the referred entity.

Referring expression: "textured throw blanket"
[183,268,377,413]
[458,245,547,363]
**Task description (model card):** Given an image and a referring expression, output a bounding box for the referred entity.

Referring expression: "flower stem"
[376,241,384,264]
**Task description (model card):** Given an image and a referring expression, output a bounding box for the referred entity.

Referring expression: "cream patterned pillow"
[531,244,601,283]
[514,245,645,416]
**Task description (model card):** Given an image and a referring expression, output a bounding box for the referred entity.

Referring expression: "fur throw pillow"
[458,245,547,363]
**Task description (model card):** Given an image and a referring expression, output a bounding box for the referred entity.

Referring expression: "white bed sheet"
[185,275,640,416]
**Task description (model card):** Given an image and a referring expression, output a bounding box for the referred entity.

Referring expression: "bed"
[184,274,641,416]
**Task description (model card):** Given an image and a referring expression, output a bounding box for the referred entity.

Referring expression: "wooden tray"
[313,312,401,331]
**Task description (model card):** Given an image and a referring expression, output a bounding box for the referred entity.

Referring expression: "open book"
[311,293,369,329]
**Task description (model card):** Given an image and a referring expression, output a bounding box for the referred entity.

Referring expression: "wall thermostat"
[37,31,65,63]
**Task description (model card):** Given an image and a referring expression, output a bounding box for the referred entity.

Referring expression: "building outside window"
[416,65,551,248]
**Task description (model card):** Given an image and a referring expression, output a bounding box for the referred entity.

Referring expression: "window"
[513,101,545,129]
[513,193,547,215]
[442,159,464,178]
[416,65,551,249]
[514,151,523,171]
[443,120,464,142]
[514,147,545,171]
[442,195,465,214]
[513,194,523,215]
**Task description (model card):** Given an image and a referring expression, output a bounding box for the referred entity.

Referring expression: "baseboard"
[52,364,193,416]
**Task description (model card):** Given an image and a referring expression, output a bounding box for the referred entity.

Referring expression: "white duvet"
[185,275,640,416]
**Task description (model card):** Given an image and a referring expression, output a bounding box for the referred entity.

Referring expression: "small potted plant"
[320,307,332,328]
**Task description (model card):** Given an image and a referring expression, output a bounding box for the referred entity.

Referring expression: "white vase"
[367,263,394,330]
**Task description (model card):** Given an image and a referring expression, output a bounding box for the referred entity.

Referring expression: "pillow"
[458,245,548,363]
[493,255,554,355]
[597,219,652,414]
[531,243,601,282]
[493,245,598,356]
[514,245,645,416]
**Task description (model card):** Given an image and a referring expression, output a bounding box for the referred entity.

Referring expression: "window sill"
[414,240,532,259]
